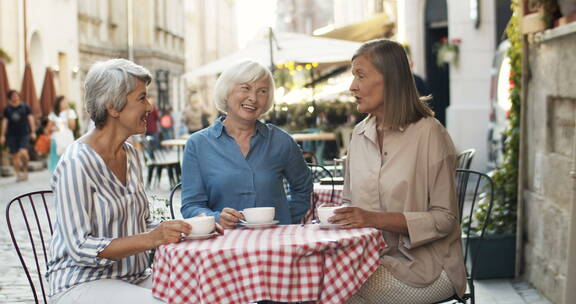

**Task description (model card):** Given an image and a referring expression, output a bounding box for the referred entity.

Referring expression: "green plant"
[0,48,11,63]
[467,0,522,236]
[149,195,171,222]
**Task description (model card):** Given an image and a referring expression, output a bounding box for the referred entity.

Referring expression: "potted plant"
[434,38,461,68]
[463,0,522,279]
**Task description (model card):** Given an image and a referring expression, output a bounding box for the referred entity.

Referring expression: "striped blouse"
[46,141,157,297]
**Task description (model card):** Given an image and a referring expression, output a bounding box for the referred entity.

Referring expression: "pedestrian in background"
[47,95,77,172]
[0,90,36,182]
[145,97,160,149]
[159,107,174,140]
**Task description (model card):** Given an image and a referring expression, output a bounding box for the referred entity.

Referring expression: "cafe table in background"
[152,224,385,304]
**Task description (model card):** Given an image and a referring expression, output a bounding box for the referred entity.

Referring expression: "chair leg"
[155,166,164,188]
[147,165,154,188]
[167,167,175,188]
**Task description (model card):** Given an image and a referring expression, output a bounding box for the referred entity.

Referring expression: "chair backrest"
[308,163,335,205]
[457,148,476,169]
[5,190,55,304]
[456,169,494,301]
[169,182,182,219]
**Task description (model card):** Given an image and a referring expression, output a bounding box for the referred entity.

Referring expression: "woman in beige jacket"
[329,39,467,304]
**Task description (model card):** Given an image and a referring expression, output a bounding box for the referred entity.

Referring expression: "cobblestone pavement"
[0,167,553,304]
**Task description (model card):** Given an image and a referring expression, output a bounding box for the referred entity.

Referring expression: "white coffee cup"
[184,216,215,235]
[242,207,275,224]
[317,206,344,224]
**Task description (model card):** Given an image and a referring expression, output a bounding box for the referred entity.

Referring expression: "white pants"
[51,276,164,304]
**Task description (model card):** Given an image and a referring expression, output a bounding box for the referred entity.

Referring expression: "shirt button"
[384,152,388,156]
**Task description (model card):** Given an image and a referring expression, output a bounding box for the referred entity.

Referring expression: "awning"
[184,30,361,78]
[316,13,394,42]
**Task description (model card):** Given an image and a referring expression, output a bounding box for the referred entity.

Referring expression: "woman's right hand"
[148,220,191,247]
[218,207,244,229]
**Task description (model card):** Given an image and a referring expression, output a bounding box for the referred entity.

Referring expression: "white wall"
[446,0,495,171]
[27,0,81,106]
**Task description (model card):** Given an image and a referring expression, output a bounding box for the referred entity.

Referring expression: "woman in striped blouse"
[46,59,197,303]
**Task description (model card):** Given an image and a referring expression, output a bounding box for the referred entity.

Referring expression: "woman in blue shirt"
[181,60,313,228]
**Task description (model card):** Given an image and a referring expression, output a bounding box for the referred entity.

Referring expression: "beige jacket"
[343,115,467,297]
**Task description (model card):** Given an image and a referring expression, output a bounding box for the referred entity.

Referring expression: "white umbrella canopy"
[185,30,361,78]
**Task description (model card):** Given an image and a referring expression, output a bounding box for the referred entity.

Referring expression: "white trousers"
[51,276,164,304]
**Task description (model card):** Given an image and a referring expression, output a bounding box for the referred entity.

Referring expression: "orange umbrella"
[0,58,9,115]
[20,63,41,117]
[39,67,56,117]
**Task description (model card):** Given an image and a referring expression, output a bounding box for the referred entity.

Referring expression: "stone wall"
[523,25,576,304]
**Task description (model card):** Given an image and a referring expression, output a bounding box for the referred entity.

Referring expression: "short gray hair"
[213,60,275,114]
[84,58,152,128]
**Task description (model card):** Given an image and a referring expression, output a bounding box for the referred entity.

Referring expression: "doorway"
[425,0,449,126]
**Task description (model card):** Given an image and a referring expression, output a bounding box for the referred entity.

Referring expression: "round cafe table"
[152,224,385,304]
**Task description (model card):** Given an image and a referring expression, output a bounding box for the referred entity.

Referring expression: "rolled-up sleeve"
[52,158,115,267]
[402,124,459,249]
[180,138,220,221]
[283,138,313,224]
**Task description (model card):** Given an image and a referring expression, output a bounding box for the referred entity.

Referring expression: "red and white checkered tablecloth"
[152,224,385,304]
[314,184,343,206]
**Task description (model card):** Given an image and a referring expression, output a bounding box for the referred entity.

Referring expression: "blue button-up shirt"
[181,118,313,224]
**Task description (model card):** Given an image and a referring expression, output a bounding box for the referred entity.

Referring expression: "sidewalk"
[0,168,553,304]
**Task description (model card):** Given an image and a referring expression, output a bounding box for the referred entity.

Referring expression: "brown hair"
[352,39,433,129]
[53,95,66,115]
[6,89,18,100]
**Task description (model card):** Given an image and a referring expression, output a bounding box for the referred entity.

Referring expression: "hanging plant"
[434,38,461,68]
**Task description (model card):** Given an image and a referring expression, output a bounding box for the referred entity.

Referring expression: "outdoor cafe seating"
[6,146,491,303]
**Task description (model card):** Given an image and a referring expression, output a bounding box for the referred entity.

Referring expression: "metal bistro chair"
[168,182,183,219]
[456,149,476,170]
[435,169,494,304]
[6,190,55,304]
[141,136,181,189]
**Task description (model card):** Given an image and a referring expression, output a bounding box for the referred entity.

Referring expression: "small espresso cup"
[317,206,344,224]
[184,215,215,235]
[242,207,275,224]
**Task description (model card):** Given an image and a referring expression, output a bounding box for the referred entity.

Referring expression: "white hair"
[84,58,152,128]
[213,60,275,114]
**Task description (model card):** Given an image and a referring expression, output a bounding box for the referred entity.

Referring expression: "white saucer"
[318,222,344,229]
[182,231,218,240]
[240,220,279,229]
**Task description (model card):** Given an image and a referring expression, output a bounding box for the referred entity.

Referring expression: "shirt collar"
[356,115,406,135]
[210,116,269,138]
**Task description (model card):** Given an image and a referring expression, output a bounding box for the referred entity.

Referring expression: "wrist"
[144,231,159,249]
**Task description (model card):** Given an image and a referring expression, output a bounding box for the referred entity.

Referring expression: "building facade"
[77,0,185,129]
[0,0,81,112]
[520,5,576,304]
[397,0,508,171]
[184,0,238,123]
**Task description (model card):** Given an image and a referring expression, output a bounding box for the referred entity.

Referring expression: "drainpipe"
[127,0,134,61]
[515,0,529,279]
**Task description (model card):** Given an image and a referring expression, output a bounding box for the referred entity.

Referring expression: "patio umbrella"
[39,67,56,117]
[20,63,41,117]
[0,58,10,115]
[185,29,361,78]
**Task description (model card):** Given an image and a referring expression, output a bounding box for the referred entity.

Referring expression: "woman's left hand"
[329,206,376,229]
